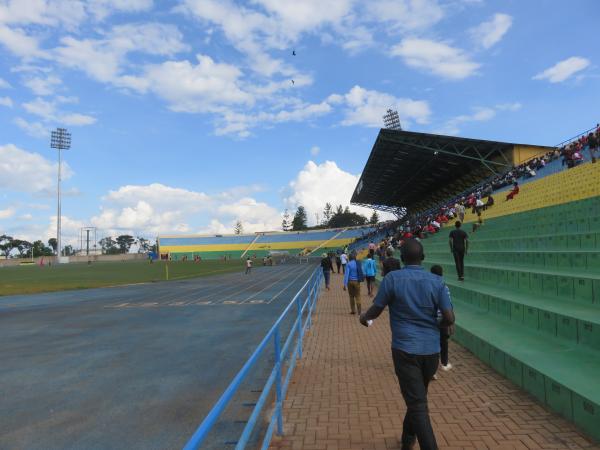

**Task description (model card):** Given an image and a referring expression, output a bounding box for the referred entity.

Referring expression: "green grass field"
[0,259,245,296]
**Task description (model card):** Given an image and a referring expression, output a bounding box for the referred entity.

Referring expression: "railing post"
[306,282,312,330]
[296,296,303,359]
[273,326,284,436]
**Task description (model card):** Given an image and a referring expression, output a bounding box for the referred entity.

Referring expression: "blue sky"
[1,0,599,246]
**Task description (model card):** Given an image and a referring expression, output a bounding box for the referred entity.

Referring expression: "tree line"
[282,204,379,231]
[0,234,156,258]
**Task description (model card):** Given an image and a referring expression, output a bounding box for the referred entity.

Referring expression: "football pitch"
[0,260,319,449]
[0,259,245,296]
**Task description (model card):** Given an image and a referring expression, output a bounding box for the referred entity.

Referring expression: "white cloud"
[495,102,522,112]
[22,97,96,126]
[0,77,10,88]
[391,38,480,79]
[0,207,15,219]
[54,23,188,86]
[310,146,320,156]
[215,100,331,137]
[366,0,444,32]
[333,85,430,128]
[87,0,153,20]
[0,96,13,107]
[470,13,512,49]
[284,160,393,226]
[0,0,86,29]
[437,102,521,135]
[142,54,253,113]
[0,144,72,194]
[533,56,590,83]
[23,74,61,95]
[13,117,49,138]
[0,24,46,58]
[90,182,283,235]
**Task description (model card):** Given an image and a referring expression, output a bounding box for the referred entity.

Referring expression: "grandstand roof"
[351,129,554,215]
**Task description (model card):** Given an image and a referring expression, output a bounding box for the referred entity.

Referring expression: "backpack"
[356,260,365,282]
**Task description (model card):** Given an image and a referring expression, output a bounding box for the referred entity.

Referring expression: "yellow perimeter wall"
[159,238,355,254]
[511,145,553,165]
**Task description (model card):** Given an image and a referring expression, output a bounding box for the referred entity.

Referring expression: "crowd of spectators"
[350,124,600,250]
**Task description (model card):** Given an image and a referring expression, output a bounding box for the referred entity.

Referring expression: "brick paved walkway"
[270,274,599,450]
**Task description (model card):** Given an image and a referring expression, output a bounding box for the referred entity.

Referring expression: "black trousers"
[452,250,465,279]
[392,348,439,450]
[336,261,341,273]
[440,328,450,366]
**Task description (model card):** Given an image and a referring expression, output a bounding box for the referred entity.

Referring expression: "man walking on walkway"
[449,221,468,281]
[360,239,454,450]
[343,251,364,314]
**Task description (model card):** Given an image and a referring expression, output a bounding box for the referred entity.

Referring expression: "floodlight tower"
[50,128,71,261]
[383,108,402,130]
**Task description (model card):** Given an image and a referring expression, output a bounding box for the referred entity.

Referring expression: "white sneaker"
[441,363,453,371]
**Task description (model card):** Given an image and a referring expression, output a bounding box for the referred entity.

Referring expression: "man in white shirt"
[340,252,348,274]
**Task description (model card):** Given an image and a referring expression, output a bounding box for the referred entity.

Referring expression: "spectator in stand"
[363,253,377,297]
[382,248,401,276]
[588,131,598,163]
[506,182,519,201]
[485,195,495,210]
[343,251,364,315]
[321,253,334,290]
[449,221,468,281]
[368,241,376,252]
[359,239,454,450]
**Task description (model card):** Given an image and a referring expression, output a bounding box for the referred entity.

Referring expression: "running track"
[0,261,318,450]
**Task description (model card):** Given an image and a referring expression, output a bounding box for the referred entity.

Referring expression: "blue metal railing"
[183,266,323,449]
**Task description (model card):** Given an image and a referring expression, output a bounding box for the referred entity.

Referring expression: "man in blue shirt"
[360,239,454,450]
[343,251,364,314]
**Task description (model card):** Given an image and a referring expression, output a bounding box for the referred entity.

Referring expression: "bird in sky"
[292,50,296,56]
[291,79,295,85]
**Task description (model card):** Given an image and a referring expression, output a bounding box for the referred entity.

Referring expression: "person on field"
[430,265,454,373]
[449,221,468,281]
[382,248,401,276]
[343,251,364,314]
[340,251,348,274]
[363,252,377,297]
[360,239,454,450]
[321,253,334,290]
[335,251,342,273]
[245,257,252,274]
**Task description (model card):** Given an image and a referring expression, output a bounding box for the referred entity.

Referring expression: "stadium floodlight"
[383,109,402,130]
[50,128,71,261]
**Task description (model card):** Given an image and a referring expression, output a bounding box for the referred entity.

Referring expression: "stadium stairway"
[420,162,600,442]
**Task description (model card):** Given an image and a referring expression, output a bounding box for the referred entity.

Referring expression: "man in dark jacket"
[382,248,401,276]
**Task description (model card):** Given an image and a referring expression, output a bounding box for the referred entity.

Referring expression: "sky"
[1,0,599,247]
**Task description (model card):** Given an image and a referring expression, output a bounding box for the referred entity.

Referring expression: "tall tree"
[327,210,368,228]
[32,240,53,257]
[369,210,380,225]
[336,204,343,215]
[63,245,75,256]
[234,220,244,235]
[137,237,150,253]
[14,240,32,257]
[115,235,136,254]
[292,206,308,231]
[48,238,57,254]
[323,203,333,224]
[282,209,292,231]
[99,237,119,255]
[0,234,14,258]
